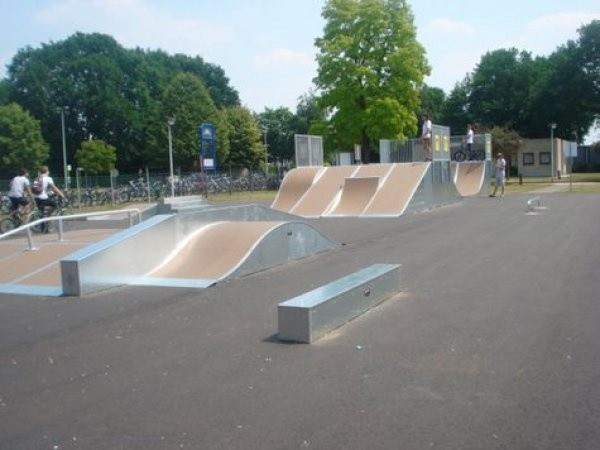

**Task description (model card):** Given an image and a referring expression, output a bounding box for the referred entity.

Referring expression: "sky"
[0,0,599,118]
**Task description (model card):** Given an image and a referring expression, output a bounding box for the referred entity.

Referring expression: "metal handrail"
[0,208,142,251]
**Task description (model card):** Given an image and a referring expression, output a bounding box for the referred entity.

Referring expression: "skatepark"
[1,173,600,448]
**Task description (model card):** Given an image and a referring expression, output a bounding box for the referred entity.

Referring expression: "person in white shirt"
[8,168,33,215]
[490,153,507,197]
[421,114,432,161]
[33,165,66,232]
[466,124,475,159]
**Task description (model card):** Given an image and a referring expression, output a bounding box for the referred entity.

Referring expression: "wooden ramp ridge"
[451,162,486,196]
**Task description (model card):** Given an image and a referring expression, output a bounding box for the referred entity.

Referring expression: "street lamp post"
[167,117,176,198]
[261,126,268,175]
[550,123,557,182]
[58,107,68,190]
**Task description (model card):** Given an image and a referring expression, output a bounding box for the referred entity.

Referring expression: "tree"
[0,80,9,105]
[156,73,229,171]
[468,48,537,133]
[441,77,473,134]
[224,106,264,170]
[418,85,446,127]
[0,103,49,178]
[314,0,429,162]
[257,107,296,164]
[5,32,240,173]
[74,139,117,175]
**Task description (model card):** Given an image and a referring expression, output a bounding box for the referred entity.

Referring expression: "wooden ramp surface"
[0,229,118,287]
[148,221,282,280]
[453,162,486,196]
[328,177,380,216]
[291,166,357,217]
[362,163,429,217]
[271,167,321,212]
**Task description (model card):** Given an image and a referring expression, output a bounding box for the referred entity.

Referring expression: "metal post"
[167,117,176,198]
[59,107,68,190]
[262,127,268,175]
[550,123,556,182]
[76,168,82,211]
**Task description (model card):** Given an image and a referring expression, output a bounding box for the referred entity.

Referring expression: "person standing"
[33,166,66,232]
[466,124,475,159]
[490,153,507,197]
[421,114,432,161]
[8,168,33,216]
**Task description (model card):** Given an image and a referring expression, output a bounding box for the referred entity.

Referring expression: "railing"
[0,209,142,251]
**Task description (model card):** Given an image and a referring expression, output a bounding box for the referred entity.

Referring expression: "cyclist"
[421,114,432,161]
[8,168,33,218]
[33,166,66,232]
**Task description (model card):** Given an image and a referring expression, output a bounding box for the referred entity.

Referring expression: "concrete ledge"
[277,263,401,343]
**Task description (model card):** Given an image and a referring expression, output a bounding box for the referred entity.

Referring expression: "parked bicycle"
[452,144,485,162]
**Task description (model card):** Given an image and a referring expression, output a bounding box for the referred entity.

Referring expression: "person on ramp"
[490,153,506,197]
[421,114,432,161]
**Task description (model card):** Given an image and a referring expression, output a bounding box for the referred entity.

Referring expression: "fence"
[1,169,284,210]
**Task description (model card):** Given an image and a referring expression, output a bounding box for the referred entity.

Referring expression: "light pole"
[167,117,176,198]
[57,107,68,190]
[550,123,557,182]
[261,126,268,175]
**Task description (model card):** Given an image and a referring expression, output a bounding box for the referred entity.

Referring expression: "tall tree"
[5,32,239,172]
[257,108,296,164]
[468,48,537,133]
[314,0,429,162]
[156,73,229,171]
[224,106,264,171]
[74,139,117,175]
[0,103,49,178]
[418,85,446,128]
[441,77,473,134]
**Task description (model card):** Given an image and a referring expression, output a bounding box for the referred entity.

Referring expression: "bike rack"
[0,208,142,251]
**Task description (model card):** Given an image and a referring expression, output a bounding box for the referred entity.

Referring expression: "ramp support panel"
[277,263,400,343]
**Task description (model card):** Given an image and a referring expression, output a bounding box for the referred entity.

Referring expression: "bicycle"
[452,143,485,162]
[30,196,69,234]
[0,206,33,234]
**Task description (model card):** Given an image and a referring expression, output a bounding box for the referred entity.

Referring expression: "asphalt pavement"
[1,192,599,450]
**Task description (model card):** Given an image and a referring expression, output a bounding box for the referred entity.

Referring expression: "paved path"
[1,193,600,449]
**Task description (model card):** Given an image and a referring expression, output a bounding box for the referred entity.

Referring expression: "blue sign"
[199,123,215,141]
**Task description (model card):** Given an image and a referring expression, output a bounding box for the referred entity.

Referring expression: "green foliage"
[257,107,296,163]
[74,139,117,175]
[418,85,446,125]
[0,103,49,177]
[156,73,229,171]
[4,32,239,173]
[485,126,523,157]
[225,106,264,170]
[0,80,9,105]
[441,77,473,134]
[314,0,429,162]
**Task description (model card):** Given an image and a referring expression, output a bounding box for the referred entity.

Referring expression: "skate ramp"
[361,162,430,217]
[290,165,358,217]
[271,167,322,212]
[136,220,336,287]
[272,162,459,218]
[328,177,380,216]
[451,162,486,196]
[62,212,337,295]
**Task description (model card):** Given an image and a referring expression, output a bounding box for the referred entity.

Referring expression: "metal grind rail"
[0,209,142,251]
